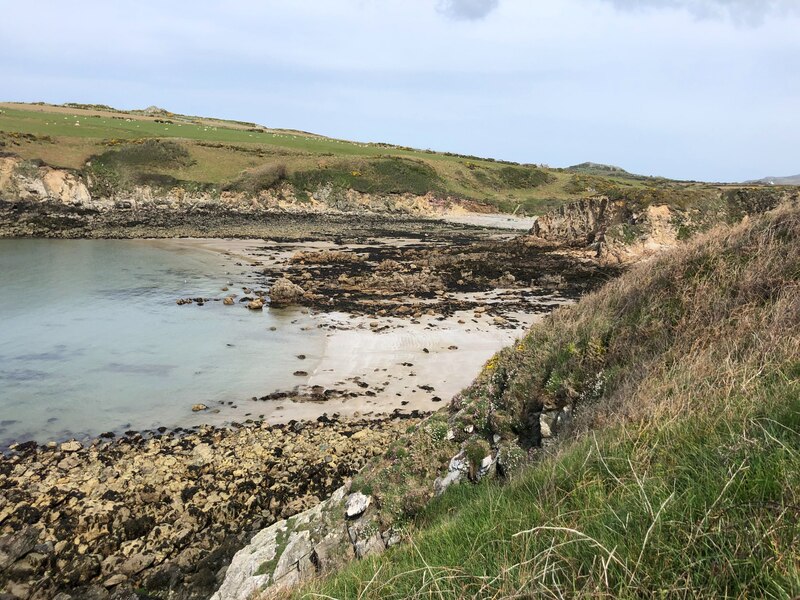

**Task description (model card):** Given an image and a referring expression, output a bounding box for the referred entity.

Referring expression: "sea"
[0,239,324,445]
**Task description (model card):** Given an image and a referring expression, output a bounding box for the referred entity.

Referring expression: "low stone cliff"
[0,157,487,238]
[530,189,800,262]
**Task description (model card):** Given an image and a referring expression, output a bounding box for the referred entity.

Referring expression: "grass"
[287,203,800,599]
[2,101,785,216]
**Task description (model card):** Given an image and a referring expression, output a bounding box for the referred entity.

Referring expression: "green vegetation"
[2,101,784,216]
[292,204,800,598]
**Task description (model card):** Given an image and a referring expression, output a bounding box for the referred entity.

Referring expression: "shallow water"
[0,239,324,444]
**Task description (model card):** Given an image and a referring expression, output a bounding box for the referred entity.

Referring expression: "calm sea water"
[0,239,324,445]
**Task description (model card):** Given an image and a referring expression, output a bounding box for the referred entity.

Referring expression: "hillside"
[1,102,791,221]
[750,174,800,186]
[236,202,800,598]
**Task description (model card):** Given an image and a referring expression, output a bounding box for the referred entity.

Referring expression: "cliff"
[529,188,800,262]
[0,156,484,238]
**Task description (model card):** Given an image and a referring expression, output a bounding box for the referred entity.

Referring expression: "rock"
[247,297,264,310]
[540,407,572,439]
[191,404,208,412]
[103,573,127,588]
[223,296,234,306]
[346,517,385,558]
[60,440,82,453]
[119,552,155,576]
[269,277,305,307]
[344,492,371,519]
[312,533,355,574]
[0,527,40,570]
[434,451,468,496]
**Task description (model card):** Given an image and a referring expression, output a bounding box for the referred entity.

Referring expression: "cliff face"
[0,157,483,237]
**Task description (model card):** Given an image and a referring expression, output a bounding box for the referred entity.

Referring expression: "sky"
[1,0,798,182]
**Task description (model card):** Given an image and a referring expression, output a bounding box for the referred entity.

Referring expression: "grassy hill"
[287,202,800,598]
[1,102,782,216]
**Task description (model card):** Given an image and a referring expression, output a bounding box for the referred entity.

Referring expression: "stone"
[311,533,354,574]
[119,552,155,576]
[272,530,312,582]
[344,492,371,519]
[60,440,82,453]
[0,527,40,570]
[223,296,234,305]
[434,451,469,496]
[103,573,127,588]
[191,403,208,412]
[346,517,385,559]
[268,277,305,307]
[247,297,264,310]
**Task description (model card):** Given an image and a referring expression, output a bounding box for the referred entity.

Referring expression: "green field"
[0,102,771,215]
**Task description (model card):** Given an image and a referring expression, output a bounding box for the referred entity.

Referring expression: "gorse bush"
[224,163,288,194]
[290,157,443,196]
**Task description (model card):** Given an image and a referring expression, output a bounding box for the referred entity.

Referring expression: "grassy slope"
[0,102,766,216]
[291,204,800,599]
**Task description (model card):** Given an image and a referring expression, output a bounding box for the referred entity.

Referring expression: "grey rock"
[434,451,468,496]
[0,527,40,571]
[344,492,371,518]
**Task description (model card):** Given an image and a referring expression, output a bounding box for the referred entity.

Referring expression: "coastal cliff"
[529,188,800,262]
[0,156,490,239]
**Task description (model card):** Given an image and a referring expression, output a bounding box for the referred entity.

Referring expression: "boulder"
[60,440,82,453]
[247,297,264,310]
[268,278,305,307]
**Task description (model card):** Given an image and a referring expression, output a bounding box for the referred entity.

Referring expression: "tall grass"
[289,204,800,599]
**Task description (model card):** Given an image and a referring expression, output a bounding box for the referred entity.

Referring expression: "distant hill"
[0,101,788,217]
[566,161,631,175]
[748,174,800,185]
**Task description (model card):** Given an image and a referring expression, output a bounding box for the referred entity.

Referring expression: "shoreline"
[0,217,618,600]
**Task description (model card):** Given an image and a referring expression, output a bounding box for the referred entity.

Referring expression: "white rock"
[345,492,371,518]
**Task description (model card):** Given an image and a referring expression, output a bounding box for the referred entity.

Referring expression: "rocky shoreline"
[0,412,425,600]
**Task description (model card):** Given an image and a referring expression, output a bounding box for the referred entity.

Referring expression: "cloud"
[437,0,500,20]
[601,0,800,25]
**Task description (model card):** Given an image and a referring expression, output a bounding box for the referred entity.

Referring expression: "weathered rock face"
[0,414,422,600]
[212,485,400,600]
[0,157,98,209]
[531,196,617,246]
[268,278,305,307]
[530,190,800,263]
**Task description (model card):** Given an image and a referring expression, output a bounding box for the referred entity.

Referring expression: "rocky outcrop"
[212,481,407,600]
[268,278,305,307]
[531,196,618,246]
[530,190,800,263]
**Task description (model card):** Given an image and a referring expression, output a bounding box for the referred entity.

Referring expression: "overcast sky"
[2,0,798,181]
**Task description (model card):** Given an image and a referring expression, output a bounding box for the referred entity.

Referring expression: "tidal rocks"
[0,415,421,599]
[191,403,208,412]
[59,440,82,453]
[246,297,264,310]
[268,277,305,307]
